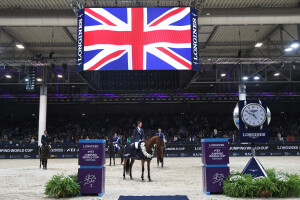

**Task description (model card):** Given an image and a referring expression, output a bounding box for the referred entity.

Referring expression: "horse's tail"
[125,159,130,174]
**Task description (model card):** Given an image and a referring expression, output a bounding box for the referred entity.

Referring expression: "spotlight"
[37,78,43,82]
[82,113,85,116]
[57,74,63,78]
[220,73,226,77]
[16,44,24,49]
[71,85,76,88]
[25,78,29,82]
[274,73,280,77]
[253,76,260,80]
[209,84,214,87]
[242,76,249,80]
[5,74,12,79]
[284,47,293,52]
[255,43,263,48]
[291,42,299,49]
[206,13,210,16]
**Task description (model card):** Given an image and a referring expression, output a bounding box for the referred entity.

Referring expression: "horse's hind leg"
[113,154,115,166]
[40,159,42,169]
[109,156,111,166]
[157,156,159,167]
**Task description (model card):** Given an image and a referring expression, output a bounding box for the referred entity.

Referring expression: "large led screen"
[77,7,199,71]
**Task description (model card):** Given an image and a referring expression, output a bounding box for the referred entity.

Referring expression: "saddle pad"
[118,196,189,200]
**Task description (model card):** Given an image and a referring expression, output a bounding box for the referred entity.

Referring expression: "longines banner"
[0,143,300,159]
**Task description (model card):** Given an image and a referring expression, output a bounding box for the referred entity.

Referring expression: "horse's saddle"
[124,142,154,161]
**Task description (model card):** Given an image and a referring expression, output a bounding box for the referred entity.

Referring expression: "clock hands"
[246,110,257,119]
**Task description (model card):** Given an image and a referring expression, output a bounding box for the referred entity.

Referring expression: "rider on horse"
[156,128,164,139]
[41,130,50,147]
[113,133,120,151]
[131,121,145,152]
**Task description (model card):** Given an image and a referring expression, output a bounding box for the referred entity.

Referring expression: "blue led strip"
[80,165,104,169]
[201,138,228,143]
[204,164,228,168]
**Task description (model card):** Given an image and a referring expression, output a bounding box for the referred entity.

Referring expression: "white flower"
[276,174,289,182]
[252,176,265,182]
[230,175,245,182]
[230,169,239,175]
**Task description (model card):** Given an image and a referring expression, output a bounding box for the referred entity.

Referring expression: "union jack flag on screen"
[77,7,199,71]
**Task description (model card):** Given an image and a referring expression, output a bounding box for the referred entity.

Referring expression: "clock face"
[241,103,266,127]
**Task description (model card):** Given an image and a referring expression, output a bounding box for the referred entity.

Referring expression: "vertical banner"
[238,100,269,143]
[190,8,199,71]
[77,9,84,72]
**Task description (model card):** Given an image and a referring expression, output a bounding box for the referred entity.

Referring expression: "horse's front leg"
[157,156,159,167]
[109,156,112,166]
[40,159,42,169]
[45,159,47,170]
[141,160,145,181]
[161,158,164,168]
[130,159,135,179]
[113,154,115,166]
[123,159,126,179]
[147,160,151,182]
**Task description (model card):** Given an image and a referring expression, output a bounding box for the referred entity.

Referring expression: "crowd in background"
[0,112,299,145]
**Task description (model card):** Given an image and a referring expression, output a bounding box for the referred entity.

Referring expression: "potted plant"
[45,173,80,198]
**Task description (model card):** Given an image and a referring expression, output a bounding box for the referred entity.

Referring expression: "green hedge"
[223,169,300,198]
[44,173,80,198]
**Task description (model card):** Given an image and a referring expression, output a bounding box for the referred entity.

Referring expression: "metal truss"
[199,57,300,65]
[0,92,299,104]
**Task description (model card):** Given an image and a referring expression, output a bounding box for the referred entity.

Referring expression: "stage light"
[206,13,210,16]
[291,42,299,49]
[274,73,280,77]
[284,47,293,52]
[5,74,12,79]
[37,78,42,82]
[253,76,260,80]
[82,113,85,116]
[242,76,249,80]
[255,43,263,48]
[16,44,24,49]
[209,84,214,87]
[71,85,76,88]
[57,74,63,78]
[220,73,226,77]
[25,78,29,82]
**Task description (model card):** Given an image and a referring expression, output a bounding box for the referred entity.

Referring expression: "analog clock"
[241,103,267,127]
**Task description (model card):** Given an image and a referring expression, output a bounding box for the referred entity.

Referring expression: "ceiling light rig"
[284,41,300,52]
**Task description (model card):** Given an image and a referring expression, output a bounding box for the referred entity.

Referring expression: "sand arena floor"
[0,157,300,200]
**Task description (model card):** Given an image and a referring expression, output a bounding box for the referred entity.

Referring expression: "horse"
[107,140,124,166]
[39,143,51,170]
[123,136,165,182]
[156,140,166,168]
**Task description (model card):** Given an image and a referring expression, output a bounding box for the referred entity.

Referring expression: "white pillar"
[238,84,246,101]
[38,84,47,146]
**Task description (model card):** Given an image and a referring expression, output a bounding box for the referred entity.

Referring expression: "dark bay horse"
[39,144,51,170]
[107,140,124,166]
[156,140,166,167]
[123,136,165,182]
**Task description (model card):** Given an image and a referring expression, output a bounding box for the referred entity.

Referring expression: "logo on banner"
[84,174,96,188]
[212,173,225,186]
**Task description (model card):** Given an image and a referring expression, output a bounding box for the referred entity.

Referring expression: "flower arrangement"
[223,169,300,198]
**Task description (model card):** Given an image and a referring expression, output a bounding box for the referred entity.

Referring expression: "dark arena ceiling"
[0,0,300,102]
